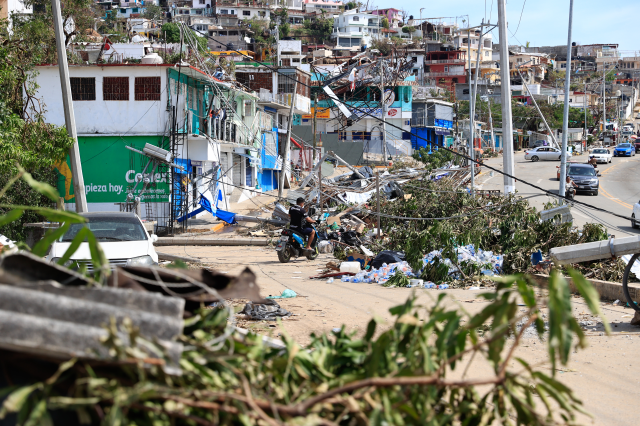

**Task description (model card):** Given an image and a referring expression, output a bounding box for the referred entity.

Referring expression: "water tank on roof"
[141,53,163,64]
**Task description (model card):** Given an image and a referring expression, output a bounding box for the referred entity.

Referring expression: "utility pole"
[278,79,298,199]
[487,95,496,151]
[376,172,380,238]
[467,28,472,167]
[584,79,588,147]
[469,20,485,198]
[312,93,318,165]
[497,0,515,194]
[602,68,606,138]
[380,58,388,164]
[558,0,574,202]
[52,0,87,213]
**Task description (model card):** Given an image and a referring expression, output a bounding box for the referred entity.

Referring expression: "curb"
[155,238,269,247]
[532,274,640,303]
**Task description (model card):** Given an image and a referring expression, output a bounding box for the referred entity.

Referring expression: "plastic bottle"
[341,276,350,282]
[437,284,449,290]
[326,277,334,283]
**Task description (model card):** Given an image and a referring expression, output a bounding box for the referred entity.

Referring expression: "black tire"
[592,190,598,196]
[277,247,291,263]
[558,156,562,160]
[622,253,640,312]
[632,214,638,229]
[306,246,319,260]
[531,155,539,162]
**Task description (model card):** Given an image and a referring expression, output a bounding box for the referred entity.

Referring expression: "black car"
[567,164,599,196]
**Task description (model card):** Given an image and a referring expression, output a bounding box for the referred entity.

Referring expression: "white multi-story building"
[332,9,382,48]
[304,0,342,13]
[453,28,493,70]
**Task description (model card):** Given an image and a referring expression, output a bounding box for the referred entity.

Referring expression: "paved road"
[476,151,640,235]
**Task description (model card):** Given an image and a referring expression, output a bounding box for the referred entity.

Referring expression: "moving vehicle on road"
[613,143,636,157]
[524,146,572,162]
[46,212,158,270]
[565,164,600,196]
[590,148,612,164]
[634,138,640,153]
[276,224,319,263]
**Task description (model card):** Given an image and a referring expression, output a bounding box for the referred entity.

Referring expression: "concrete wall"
[33,65,169,135]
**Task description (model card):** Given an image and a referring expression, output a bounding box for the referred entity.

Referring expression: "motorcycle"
[565,186,576,200]
[276,205,319,263]
[276,224,319,263]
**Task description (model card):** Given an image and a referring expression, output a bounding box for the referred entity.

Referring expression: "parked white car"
[46,212,158,270]
[633,202,640,229]
[524,146,572,162]
[589,148,612,164]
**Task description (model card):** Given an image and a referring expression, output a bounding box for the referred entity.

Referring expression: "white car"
[524,146,572,162]
[47,212,158,270]
[590,148,612,164]
[633,202,640,229]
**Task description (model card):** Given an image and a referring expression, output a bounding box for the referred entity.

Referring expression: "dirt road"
[161,244,640,425]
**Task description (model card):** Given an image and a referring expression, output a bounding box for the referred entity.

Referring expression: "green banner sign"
[56,136,170,204]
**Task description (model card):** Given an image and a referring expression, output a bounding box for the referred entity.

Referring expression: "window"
[353,16,359,21]
[199,0,205,3]
[120,8,125,13]
[135,77,161,101]
[278,72,295,93]
[132,7,138,13]
[220,9,228,13]
[243,10,250,16]
[444,66,449,72]
[462,37,468,45]
[103,77,129,101]
[70,77,95,101]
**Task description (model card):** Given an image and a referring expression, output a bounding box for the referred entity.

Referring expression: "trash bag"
[370,250,406,269]
[316,231,329,241]
[318,240,334,253]
[342,230,360,246]
[328,232,341,241]
[240,300,292,321]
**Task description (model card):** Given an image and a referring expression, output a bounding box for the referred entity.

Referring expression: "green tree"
[161,22,181,43]
[381,17,390,29]
[142,4,163,21]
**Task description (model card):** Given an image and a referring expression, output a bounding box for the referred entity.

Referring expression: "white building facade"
[332,9,381,48]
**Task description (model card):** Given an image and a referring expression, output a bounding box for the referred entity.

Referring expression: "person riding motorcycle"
[587,155,598,169]
[288,197,316,254]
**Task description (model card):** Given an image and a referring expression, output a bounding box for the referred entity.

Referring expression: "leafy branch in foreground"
[0,270,607,424]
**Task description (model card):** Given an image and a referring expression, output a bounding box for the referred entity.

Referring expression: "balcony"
[257,90,311,114]
[424,71,466,77]
[424,59,465,65]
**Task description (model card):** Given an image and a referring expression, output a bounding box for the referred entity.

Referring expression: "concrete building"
[303,0,342,13]
[31,64,276,222]
[278,39,305,67]
[410,99,454,150]
[331,9,382,48]
[423,49,467,90]
[370,8,402,28]
[453,28,493,71]
[0,0,32,19]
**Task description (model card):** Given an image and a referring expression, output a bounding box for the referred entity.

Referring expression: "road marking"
[600,185,633,209]
[536,179,542,183]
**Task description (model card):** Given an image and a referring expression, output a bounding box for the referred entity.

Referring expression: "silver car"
[524,147,573,162]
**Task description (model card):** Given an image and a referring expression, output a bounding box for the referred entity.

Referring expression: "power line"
[192,30,636,223]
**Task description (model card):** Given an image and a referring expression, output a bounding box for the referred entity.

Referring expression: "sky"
[380,0,640,57]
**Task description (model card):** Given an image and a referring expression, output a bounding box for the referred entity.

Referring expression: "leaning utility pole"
[467,28,474,189]
[312,93,318,164]
[380,58,388,164]
[469,20,485,198]
[558,0,574,201]
[497,0,515,194]
[52,0,87,212]
[278,79,298,199]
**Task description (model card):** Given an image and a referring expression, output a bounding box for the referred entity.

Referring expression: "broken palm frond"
[0,272,609,425]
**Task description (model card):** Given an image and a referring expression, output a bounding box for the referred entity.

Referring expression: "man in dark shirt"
[289,197,316,252]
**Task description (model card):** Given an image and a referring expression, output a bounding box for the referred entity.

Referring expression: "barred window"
[135,77,161,101]
[103,77,129,101]
[70,77,95,101]
[277,72,295,94]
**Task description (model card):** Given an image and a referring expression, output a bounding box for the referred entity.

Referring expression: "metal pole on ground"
[497,0,516,194]
[278,79,298,199]
[51,0,87,213]
[376,172,381,238]
[559,0,575,201]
